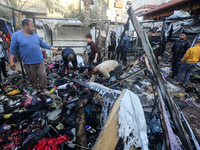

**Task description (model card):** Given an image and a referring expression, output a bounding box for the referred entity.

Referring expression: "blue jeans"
[176,62,196,85]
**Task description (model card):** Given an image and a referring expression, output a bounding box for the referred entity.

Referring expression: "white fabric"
[118,90,148,150]
[76,55,84,67]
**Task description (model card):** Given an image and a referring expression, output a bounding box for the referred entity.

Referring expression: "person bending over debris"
[85,34,99,66]
[88,60,123,83]
[174,39,200,87]
[62,47,78,74]
[10,19,59,95]
[169,32,191,78]
[148,29,162,64]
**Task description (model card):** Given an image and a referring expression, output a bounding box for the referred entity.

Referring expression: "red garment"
[28,134,70,150]
[3,129,22,150]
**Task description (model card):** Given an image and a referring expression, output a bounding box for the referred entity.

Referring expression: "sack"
[2,41,8,50]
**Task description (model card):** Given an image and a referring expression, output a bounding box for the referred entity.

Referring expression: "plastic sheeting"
[118,89,148,150]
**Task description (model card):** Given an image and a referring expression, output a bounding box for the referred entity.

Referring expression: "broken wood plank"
[127,7,192,150]
[75,93,94,150]
[93,89,126,150]
[75,107,86,150]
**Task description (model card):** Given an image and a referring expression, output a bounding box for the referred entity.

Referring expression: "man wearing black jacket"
[169,32,191,78]
[149,29,162,63]
[62,48,78,74]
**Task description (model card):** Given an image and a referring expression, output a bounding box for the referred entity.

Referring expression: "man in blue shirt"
[10,19,58,95]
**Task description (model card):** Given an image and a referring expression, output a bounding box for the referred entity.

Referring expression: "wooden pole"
[127,7,192,150]
[12,8,16,32]
[75,106,86,150]
[32,17,37,34]
[75,93,94,150]
[93,89,126,150]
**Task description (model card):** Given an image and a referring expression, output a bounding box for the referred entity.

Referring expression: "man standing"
[156,30,166,55]
[85,34,99,66]
[169,32,191,78]
[108,31,116,59]
[120,31,129,66]
[149,29,162,63]
[175,39,200,86]
[62,47,78,74]
[10,19,58,95]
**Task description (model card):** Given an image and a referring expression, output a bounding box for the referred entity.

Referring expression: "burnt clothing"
[171,38,191,58]
[149,36,162,57]
[86,41,99,60]
[62,48,77,71]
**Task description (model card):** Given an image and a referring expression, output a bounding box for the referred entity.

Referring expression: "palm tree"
[2,0,66,30]
[96,0,107,19]
[82,0,94,23]
[3,0,29,31]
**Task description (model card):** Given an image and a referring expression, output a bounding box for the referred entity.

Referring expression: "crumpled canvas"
[118,89,148,150]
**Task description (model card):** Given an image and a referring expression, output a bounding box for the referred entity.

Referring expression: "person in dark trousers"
[156,30,166,55]
[0,36,8,91]
[108,31,116,59]
[62,47,78,74]
[149,29,162,64]
[174,39,200,87]
[10,19,58,95]
[169,32,191,78]
[85,34,99,66]
[116,36,122,61]
[120,32,129,66]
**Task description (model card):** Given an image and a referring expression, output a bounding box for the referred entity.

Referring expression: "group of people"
[170,33,200,87]
[149,28,200,87]
[7,19,122,95]
[1,18,199,96]
[109,31,130,66]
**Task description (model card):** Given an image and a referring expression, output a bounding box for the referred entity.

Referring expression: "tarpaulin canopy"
[0,17,13,36]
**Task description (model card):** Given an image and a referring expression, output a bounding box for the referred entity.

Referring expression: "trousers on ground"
[24,61,47,90]
[176,62,196,85]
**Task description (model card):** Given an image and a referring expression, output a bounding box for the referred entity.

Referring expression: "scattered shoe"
[32,91,37,96]
[7,89,20,96]
[44,91,49,95]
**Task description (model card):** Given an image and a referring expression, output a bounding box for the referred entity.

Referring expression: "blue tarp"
[0,18,13,35]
